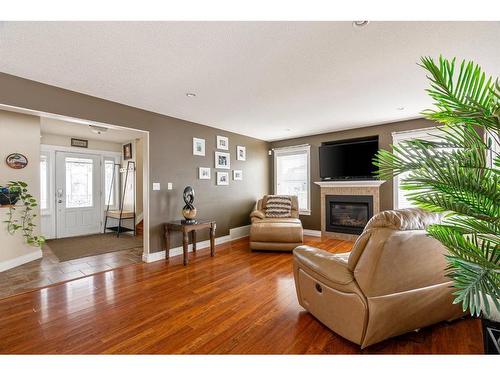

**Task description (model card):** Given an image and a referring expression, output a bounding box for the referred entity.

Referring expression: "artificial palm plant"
[374,56,499,318]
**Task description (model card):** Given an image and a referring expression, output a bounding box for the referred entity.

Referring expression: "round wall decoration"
[5,153,28,169]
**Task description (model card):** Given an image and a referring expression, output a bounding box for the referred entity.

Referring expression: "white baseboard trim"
[229,224,250,240]
[303,229,322,237]
[142,224,250,263]
[0,248,43,272]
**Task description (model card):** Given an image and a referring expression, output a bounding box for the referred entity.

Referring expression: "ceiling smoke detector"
[353,21,369,28]
[89,125,108,135]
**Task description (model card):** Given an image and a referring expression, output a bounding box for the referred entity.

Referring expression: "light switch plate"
[167,182,173,190]
[152,182,161,191]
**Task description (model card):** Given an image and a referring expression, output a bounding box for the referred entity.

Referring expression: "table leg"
[191,230,197,252]
[210,223,216,257]
[183,231,189,266]
[164,226,170,260]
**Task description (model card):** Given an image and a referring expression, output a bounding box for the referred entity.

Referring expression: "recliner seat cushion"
[250,220,303,243]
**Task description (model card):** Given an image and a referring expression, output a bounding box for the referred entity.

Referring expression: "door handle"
[57,188,64,203]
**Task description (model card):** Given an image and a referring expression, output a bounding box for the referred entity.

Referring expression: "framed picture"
[236,145,246,161]
[123,143,133,160]
[233,170,243,180]
[216,135,229,150]
[215,151,230,169]
[193,137,206,156]
[198,167,211,180]
[71,138,88,148]
[216,172,229,186]
[5,153,28,169]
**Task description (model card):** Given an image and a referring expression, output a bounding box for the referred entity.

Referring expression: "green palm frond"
[420,56,499,131]
[374,56,500,317]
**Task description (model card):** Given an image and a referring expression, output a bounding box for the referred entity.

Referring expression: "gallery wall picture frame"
[236,145,246,161]
[233,170,243,180]
[199,167,211,180]
[5,153,28,169]
[215,151,230,169]
[123,143,133,160]
[216,171,229,186]
[71,138,88,148]
[193,137,206,156]
[216,135,229,150]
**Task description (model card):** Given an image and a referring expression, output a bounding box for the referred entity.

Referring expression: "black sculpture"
[182,186,197,224]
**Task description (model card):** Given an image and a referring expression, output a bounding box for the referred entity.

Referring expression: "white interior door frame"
[41,144,121,238]
[0,103,150,260]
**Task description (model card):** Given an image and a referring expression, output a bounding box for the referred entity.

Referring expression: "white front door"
[55,152,102,238]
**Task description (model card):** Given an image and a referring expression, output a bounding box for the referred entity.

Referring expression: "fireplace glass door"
[330,203,369,230]
[325,195,373,235]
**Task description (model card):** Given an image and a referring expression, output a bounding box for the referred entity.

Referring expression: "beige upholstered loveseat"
[249,195,303,251]
[293,208,464,348]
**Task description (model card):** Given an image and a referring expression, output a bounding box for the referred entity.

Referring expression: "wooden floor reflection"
[0,236,483,354]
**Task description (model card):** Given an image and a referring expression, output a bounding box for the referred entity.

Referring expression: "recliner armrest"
[293,245,353,285]
[250,210,265,220]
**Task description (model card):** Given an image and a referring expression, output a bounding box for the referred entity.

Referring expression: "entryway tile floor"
[0,243,143,300]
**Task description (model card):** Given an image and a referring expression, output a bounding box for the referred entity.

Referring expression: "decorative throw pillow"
[265,195,292,218]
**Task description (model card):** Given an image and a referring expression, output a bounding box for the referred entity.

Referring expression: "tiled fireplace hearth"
[315,180,385,240]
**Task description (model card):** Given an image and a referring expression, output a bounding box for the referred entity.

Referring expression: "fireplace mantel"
[314,180,386,188]
[316,180,385,240]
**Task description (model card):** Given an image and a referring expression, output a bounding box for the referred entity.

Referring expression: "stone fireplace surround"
[314,180,386,241]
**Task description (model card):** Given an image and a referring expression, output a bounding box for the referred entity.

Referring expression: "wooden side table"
[164,220,216,265]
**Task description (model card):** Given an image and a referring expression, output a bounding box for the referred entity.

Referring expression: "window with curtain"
[392,127,444,209]
[273,145,310,214]
[40,154,48,211]
[104,159,116,207]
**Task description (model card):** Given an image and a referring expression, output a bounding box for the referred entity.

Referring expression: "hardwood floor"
[0,239,143,300]
[0,236,483,354]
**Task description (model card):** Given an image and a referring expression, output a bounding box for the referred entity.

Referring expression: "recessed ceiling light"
[397,107,405,111]
[186,93,196,98]
[353,21,369,28]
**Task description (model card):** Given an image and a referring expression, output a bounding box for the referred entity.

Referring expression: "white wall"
[0,110,42,271]
[41,133,122,152]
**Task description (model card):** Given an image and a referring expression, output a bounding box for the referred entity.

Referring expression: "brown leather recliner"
[293,208,464,348]
[250,195,303,251]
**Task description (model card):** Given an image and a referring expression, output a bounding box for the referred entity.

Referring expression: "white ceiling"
[41,117,142,143]
[1,22,499,141]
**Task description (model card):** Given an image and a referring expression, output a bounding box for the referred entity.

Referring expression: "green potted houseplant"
[1,180,45,247]
[0,185,20,206]
[374,57,499,326]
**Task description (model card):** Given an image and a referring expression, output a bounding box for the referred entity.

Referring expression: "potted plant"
[0,185,21,206]
[1,180,45,247]
[374,57,499,348]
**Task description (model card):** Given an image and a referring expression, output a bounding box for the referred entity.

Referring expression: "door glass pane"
[65,157,93,208]
[104,160,115,206]
[276,152,308,210]
[40,155,48,210]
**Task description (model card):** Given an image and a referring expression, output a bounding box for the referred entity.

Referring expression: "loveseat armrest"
[293,245,354,285]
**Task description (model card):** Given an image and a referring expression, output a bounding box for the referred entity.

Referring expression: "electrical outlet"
[152,182,161,191]
[167,182,173,190]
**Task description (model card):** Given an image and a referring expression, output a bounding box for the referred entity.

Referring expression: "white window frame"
[40,150,54,216]
[273,144,311,215]
[392,127,443,209]
[103,156,120,211]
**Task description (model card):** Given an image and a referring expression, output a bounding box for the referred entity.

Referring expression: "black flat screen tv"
[319,136,378,180]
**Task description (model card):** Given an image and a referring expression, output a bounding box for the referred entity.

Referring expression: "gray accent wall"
[0,73,271,252]
[270,118,438,231]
